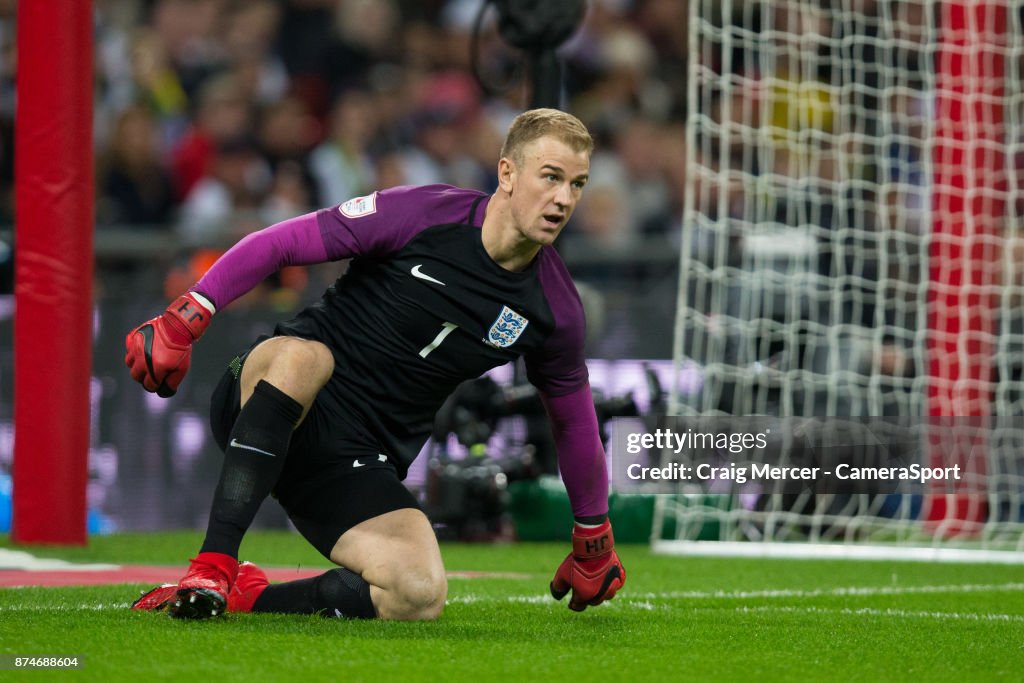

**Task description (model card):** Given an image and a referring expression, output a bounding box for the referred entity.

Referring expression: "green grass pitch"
[2,531,1023,681]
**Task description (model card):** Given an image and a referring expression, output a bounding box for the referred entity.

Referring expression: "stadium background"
[0,0,685,533]
[1,1,1022,551]
[2,5,1023,680]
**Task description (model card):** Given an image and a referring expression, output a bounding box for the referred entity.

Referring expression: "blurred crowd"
[0,0,685,267]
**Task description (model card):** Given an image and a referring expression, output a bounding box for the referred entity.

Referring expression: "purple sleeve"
[524,248,589,396]
[192,185,484,309]
[316,184,485,259]
[541,383,609,519]
[192,211,328,309]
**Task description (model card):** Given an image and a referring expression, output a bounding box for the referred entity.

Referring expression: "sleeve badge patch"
[339,192,378,218]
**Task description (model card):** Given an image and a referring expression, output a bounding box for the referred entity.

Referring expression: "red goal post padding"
[12,0,94,544]
[926,1,1008,531]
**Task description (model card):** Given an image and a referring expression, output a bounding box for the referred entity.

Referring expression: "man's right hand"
[125,292,212,397]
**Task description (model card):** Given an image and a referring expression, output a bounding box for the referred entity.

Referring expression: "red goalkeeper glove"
[550,520,626,611]
[125,292,212,397]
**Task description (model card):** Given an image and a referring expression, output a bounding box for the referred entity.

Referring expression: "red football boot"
[227,561,269,613]
[168,551,239,619]
[131,584,178,612]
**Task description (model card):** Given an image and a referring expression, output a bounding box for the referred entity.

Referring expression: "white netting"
[659,1,1024,556]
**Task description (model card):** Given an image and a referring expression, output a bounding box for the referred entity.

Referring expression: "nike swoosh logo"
[139,324,176,398]
[352,460,365,468]
[229,439,277,457]
[411,264,446,286]
[139,324,157,378]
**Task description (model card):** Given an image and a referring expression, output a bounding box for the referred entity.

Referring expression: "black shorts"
[209,350,422,559]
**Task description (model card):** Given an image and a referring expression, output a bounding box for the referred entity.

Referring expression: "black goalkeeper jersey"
[272,184,588,475]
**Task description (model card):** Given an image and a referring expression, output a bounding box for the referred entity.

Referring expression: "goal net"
[658,1,1024,560]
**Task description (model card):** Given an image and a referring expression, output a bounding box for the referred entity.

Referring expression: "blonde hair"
[500,108,594,167]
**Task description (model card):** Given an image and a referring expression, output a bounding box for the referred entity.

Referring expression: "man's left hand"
[550,520,626,611]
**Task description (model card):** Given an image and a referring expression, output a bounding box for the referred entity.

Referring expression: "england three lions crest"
[485,306,529,348]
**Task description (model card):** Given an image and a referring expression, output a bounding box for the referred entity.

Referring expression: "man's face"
[502,135,590,246]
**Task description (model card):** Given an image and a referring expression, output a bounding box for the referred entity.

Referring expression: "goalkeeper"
[126,109,625,620]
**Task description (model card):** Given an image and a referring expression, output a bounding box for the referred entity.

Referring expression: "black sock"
[252,568,377,619]
[200,380,302,557]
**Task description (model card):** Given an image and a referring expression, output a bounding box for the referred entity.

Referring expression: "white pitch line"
[447,582,1024,604]
[3,600,1022,624]
[652,540,1024,565]
[3,583,1024,617]
[734,605,1024,623]
[0,603,132,612]
[0,548,120,571]
[630,582,1024,601]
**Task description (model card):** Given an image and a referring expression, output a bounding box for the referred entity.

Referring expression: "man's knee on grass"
[380,569,448,621]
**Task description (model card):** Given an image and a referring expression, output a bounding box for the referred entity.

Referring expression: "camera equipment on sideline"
[425,369,662,541]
